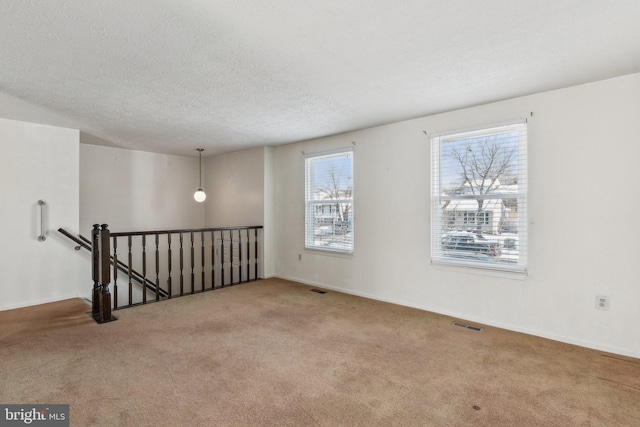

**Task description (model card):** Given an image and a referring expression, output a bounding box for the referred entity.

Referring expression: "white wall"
[0,118,84,310]
[204,146,274,278]
[263,147,276,278]
[80,144,205,234]
[203,146,265,227]
[273,73,640,358]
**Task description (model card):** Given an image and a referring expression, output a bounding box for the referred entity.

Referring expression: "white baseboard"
[0,293,81,312]
[274,274,639,359]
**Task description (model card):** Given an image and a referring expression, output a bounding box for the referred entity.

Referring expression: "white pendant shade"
[194,188,206,202]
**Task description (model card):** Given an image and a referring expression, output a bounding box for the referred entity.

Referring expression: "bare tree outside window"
[445,134,517,237]
[318,169,352,223]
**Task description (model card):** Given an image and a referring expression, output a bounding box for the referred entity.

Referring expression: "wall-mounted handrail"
[57,228,91,250]
[37,200,47,241]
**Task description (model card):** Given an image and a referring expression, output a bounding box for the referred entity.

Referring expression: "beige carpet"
[1,278,638,426]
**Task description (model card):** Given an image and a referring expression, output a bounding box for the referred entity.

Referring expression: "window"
[305,149,354,253]
[431,121,527,273]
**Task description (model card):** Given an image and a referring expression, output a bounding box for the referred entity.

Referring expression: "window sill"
[431,258,527,280]
[305,247,354,258]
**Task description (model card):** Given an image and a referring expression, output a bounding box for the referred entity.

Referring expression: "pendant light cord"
[197,148,204,188]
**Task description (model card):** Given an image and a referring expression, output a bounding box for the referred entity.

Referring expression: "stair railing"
[58,228,168,298]
[88,224,263,323]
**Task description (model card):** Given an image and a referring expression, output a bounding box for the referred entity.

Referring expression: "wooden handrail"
[109,225,262,237]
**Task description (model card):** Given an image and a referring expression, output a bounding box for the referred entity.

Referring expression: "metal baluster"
[211,230,215,289]
[113,236,118,310]
[190,231,195,294]
[142,235,147,305]
[128,235,133,307]
[255,228,259,280]
[179,233,184,296]
[215,231,219,288]
[229,230,232,286]
[201,231,205,292]
[167,233,172,299]
[221,230,225,288]
[238,229,243,283]
[246,229,250,282]
[155,234,160,301]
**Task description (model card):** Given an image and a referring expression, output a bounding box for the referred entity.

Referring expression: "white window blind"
[431,121,527,273]
[305,149,354,253]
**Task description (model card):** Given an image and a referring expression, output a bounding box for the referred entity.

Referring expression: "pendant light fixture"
[194,148,206,202]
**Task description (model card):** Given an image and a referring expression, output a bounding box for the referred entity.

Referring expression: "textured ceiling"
[0,0,639,157]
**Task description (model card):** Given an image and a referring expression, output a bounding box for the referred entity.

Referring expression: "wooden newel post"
[91,224,101,319]
[98,224,113,323]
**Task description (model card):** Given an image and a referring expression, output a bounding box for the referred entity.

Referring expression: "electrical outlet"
[595,295,610,310]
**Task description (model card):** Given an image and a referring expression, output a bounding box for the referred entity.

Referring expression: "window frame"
[304,148,354,254]
[430,120,527,275]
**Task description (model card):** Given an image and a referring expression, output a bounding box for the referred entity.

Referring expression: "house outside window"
[463,211,490,226]
[305,149,354,253]
[431,121,527,273]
